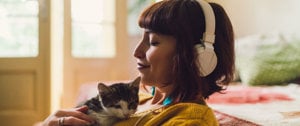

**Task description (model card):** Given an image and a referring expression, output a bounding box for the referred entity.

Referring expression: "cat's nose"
[124,113,130,119]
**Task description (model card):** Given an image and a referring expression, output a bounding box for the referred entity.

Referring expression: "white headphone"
[194,0,217,77]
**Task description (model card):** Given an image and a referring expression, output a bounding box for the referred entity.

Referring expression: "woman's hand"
[42,105,95,126]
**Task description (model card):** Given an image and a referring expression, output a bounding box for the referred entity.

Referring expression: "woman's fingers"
[42,105,95,126]
[75,105,89,113]
[54,106,95,124]
[40,106,95,126]
[62,116,92,126]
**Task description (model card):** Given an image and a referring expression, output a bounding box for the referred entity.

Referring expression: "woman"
[42,0,234,125]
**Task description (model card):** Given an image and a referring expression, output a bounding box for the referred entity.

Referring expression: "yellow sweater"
[114,93,218,126]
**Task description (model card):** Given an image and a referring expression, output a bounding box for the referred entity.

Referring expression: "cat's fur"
[78,77,140,126]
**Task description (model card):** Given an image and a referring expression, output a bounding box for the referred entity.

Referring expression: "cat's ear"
[98,83,110,94]
[130,77,141,88]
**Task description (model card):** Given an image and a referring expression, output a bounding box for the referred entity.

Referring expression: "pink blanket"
[207,85,293,104]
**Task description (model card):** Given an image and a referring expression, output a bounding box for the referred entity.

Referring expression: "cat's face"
[97,77,140,119]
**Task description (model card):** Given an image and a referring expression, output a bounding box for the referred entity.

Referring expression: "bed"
[208,83,300,126]
[76,32,300,125]
[206,32,300,126]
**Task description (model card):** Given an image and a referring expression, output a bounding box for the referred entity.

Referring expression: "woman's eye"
[150,41,159,46]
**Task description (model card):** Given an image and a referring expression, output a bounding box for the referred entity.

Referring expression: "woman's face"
[134,29,177,87]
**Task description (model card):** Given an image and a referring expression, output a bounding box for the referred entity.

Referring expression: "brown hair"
[139,0,234,100]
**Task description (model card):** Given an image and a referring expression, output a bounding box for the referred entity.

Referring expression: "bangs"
[138,1,176,35]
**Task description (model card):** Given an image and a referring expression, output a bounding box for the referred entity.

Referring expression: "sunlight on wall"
[209,0,300,38]
[51,0,63,112]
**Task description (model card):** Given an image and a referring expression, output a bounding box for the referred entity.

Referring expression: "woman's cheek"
[146,48,157,61]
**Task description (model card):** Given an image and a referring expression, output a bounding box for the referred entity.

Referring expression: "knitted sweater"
[114,93,218,126]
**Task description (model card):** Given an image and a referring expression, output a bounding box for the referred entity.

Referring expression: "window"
[0,0,38,57]
[71,0,116,58]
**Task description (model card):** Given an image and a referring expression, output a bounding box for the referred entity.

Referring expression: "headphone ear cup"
[194,44,217,77]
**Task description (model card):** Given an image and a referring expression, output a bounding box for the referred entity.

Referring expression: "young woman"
[42,0,234,125]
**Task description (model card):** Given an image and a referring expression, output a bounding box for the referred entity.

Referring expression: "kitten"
[78,77,140,126]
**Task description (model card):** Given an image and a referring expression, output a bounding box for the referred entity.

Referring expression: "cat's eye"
[114,105,121,108]
[128,102,137,109]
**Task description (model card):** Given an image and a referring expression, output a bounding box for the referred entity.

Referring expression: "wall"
[209,0,300,38]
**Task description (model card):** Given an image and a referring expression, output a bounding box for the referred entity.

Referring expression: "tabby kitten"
[78,77,140,126]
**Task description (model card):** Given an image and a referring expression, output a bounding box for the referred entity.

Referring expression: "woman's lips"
[137,63,150,69]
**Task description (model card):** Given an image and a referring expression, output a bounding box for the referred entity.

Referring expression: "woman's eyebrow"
[145,29,154,34]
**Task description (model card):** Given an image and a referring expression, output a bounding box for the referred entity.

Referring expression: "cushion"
[235,32,300,85]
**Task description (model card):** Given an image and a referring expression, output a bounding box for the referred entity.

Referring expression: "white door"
[0,0,50,125]
[61,0,133,108]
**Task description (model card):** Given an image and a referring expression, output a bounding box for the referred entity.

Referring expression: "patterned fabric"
[206,85,293,104]
[214,110,260,126]
[209,84,300,125]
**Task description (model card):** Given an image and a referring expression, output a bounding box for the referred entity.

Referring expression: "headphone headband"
[197,0,216,44]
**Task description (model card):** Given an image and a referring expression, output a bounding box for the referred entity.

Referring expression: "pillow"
[235,33,300,86]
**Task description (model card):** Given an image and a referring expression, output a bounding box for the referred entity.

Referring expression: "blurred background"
[0,0,300,125]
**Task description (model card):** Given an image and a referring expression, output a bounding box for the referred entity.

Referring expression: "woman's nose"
[133,42,145,59]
